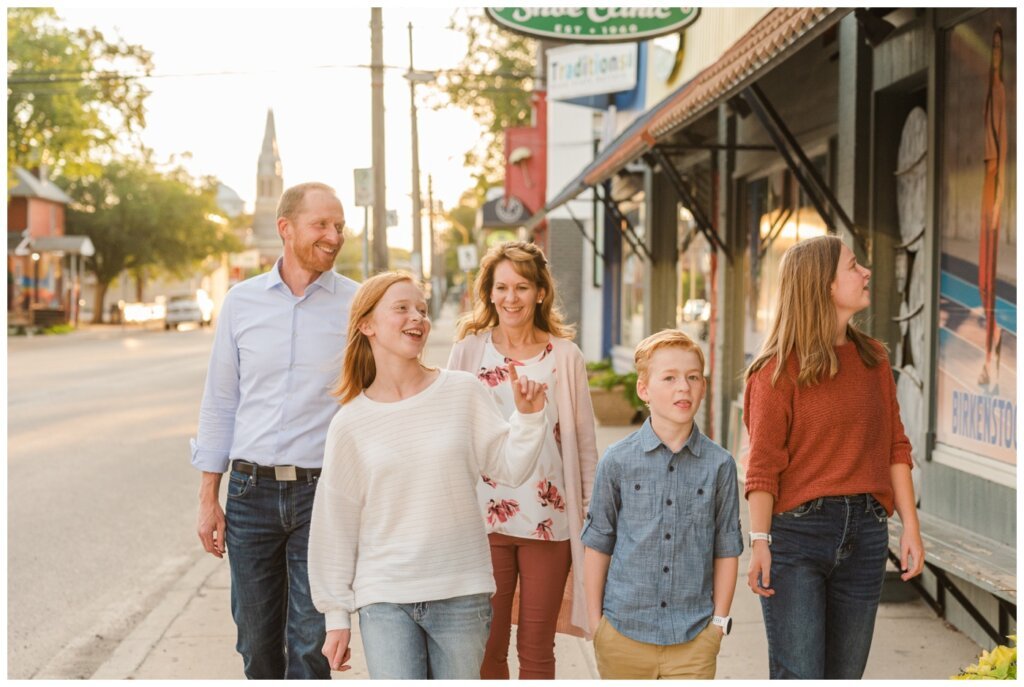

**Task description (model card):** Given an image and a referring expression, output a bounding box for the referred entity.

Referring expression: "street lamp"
[31,252,40,306]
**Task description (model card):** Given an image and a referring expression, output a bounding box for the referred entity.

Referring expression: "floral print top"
[477,332,568,541]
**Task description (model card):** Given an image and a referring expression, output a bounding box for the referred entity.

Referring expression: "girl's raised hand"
[509,363,547,415]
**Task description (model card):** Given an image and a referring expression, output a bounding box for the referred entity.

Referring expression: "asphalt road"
[8,324,217,679]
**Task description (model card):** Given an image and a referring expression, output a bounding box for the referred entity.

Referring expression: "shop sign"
[548,42,637,100]
[486,8,699,43]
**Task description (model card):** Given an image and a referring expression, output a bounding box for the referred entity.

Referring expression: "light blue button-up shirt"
[190,259,359,473]
[582,419,743,645]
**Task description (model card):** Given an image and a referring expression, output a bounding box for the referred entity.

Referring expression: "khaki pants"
[593,616,721,679]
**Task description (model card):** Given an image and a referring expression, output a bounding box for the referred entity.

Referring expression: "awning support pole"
[644,148,732,264]
[742,83,869,254]
[594,183,651,261]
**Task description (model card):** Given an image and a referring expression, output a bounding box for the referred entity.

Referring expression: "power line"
[8,64,534,86]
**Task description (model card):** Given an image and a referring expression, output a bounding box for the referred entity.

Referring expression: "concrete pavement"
[94,303,983,679]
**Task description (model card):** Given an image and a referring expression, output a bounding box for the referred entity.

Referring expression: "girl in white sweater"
[308,271,548,679]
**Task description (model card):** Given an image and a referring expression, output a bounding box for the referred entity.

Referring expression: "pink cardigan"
[447,332,598,636]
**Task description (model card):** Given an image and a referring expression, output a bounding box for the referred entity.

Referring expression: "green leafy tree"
[434,9,535,192]
[62,157,242,323]
[7,8,153,182]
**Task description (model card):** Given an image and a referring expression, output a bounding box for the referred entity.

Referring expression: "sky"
[56,6,490,252]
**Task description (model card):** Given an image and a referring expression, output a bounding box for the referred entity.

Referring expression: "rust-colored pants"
[480,533,572,679]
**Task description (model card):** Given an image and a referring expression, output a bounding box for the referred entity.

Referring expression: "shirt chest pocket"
[619,479,660,530]
[678,478,715,532]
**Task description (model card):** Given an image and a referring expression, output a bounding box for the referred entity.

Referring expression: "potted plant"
[587,360,646,426]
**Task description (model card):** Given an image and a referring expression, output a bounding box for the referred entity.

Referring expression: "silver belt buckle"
[274,465,297,481]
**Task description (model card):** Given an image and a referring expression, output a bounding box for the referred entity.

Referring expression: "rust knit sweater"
[743,341,913,515]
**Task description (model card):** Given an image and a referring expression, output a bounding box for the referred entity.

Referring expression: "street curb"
[90,554,223,679]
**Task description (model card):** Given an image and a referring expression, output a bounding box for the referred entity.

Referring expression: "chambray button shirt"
[190,259,359,472]
[582,419,743,645]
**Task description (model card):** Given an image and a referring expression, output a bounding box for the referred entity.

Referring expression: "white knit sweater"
[308,369,548,631]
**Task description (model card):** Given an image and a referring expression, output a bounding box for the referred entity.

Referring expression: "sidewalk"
[106,304,983,679]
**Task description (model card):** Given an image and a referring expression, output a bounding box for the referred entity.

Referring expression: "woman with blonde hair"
[447,241,598,679]
[743,235,925,679]
[308,271,549,679]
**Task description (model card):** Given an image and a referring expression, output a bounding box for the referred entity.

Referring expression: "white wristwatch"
[749,532,772,546]
[712,615,732,635]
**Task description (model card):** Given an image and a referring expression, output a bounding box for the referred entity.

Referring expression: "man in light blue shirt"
[192,181,359,679]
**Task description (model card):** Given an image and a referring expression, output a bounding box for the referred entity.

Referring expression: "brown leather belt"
[231,459,321,482]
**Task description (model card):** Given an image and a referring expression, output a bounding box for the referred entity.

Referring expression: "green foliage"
[7,8,153,182]
[434,9,534,191]
[43,323,74,335]
[61,156,242,321]
[587,360,644,410]
[953,636,1016,680]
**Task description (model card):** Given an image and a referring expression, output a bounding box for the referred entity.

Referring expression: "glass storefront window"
[677,207,712,344]
[619,203,646,350]
[742,163,828,366]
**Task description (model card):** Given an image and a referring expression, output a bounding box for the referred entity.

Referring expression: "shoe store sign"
[486,8,699,43]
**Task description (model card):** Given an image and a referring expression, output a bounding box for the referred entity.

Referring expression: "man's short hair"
[277,182,337,221]
[634,329,706,382]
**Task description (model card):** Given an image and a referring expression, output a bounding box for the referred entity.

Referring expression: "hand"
[747,541,775,597]
[714,624,725,638]
[899,526,925,581]
[197,499,226,558]
[508,363,548,415]
[322,629,352,672]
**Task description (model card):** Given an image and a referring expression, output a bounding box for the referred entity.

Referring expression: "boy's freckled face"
[637,348,706,428]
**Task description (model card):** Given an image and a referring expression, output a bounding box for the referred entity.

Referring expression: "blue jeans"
[358,593,493,679]
[225,469,330,679]
[759,494,889,679]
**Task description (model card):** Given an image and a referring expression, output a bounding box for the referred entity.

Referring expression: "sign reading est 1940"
[485,8,699,43]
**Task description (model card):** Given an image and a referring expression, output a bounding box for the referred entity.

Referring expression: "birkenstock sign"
[485,8,699,43]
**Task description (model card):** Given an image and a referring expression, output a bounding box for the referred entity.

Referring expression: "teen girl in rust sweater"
[743,236,925,679]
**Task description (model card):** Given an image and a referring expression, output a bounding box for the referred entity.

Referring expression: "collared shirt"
[190,259,359,472]
[581,419,743,646]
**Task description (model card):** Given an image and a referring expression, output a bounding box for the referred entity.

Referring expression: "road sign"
[457,244,479,272]
[353,168,373,207]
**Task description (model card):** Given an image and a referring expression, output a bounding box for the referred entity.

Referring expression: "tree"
[62,157,242,323]
[7,8,153,182]
[434,9,535,193]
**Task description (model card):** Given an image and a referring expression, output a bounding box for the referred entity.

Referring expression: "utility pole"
[427,174,440,317]
[370,8,388,272]
[407,22,423,281]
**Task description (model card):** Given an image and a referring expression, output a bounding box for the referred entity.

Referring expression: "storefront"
[530,7,1016,646]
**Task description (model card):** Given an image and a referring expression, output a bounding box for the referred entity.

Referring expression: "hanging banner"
[486,8,699,43]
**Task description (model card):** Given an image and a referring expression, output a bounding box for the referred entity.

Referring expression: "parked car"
[164,290,214,329]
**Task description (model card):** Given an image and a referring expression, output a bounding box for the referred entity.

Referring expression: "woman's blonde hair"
[745,235,881,387]
[455,240,575,341]
[333,270,423,404]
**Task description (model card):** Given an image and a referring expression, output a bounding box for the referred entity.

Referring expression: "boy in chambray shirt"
[582,329,743,679]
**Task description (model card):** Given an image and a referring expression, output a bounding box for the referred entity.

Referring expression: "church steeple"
[253,108,285,256]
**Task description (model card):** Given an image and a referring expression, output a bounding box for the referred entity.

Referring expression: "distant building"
[216,183,245,219]
[252,108,284,264]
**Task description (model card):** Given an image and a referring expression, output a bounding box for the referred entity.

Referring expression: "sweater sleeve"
[743,363,793,501]
[308,415,362,631]
[886,365,914,467]
[467,377,547,488]
[569,345,599,508]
